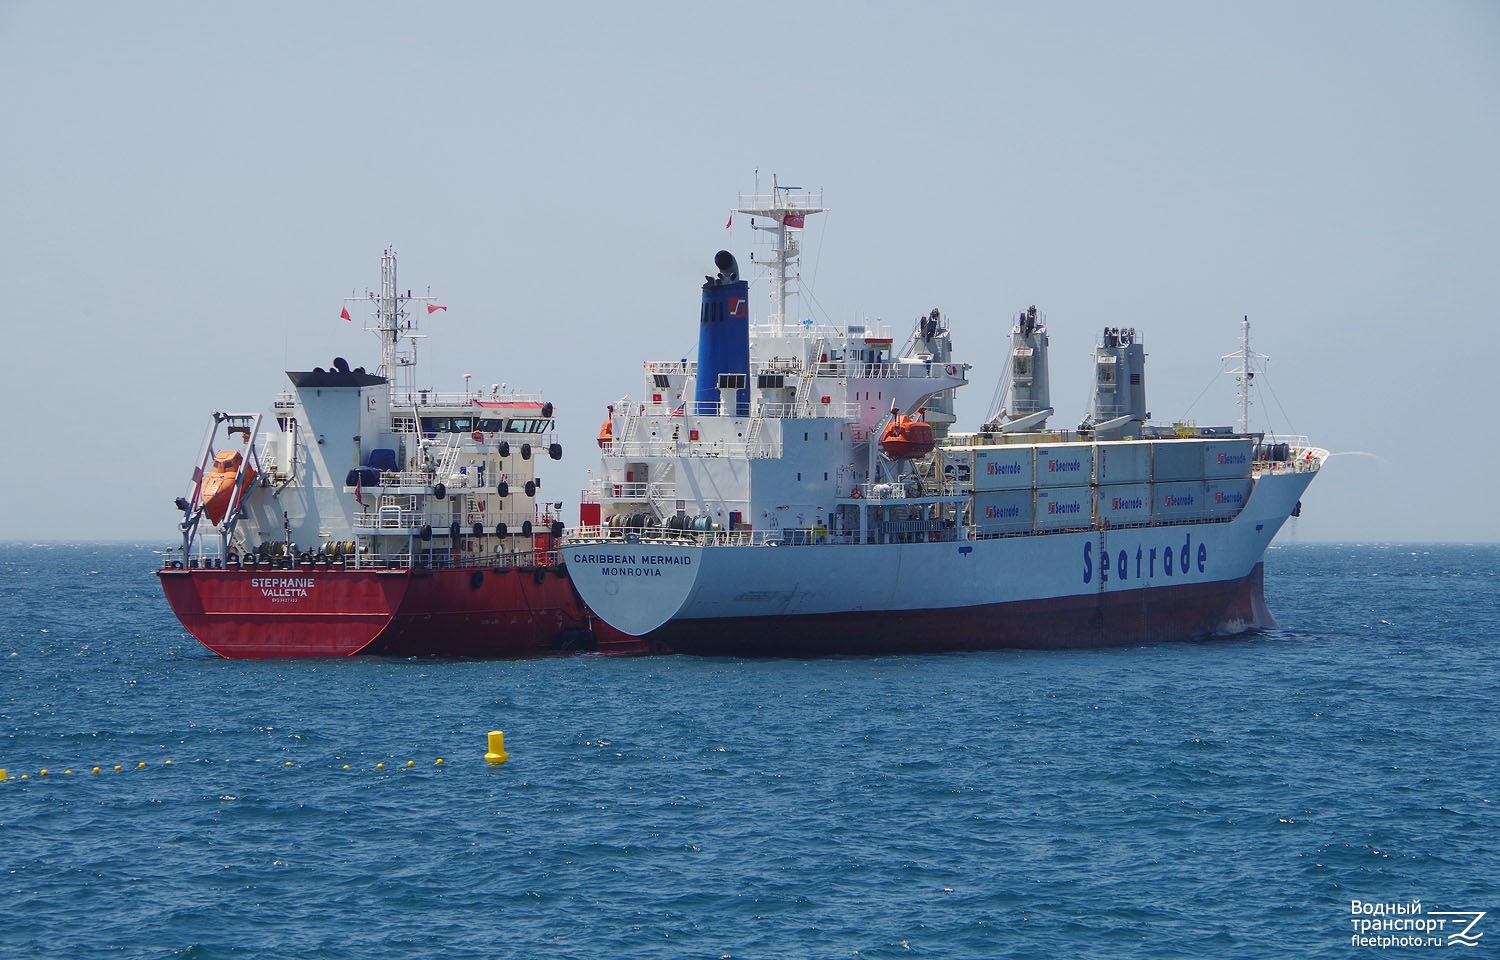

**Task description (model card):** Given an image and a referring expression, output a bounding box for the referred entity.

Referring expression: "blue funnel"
[696,251,750,417]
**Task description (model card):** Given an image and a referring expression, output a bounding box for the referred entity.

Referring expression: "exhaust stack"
[695,250,750,417]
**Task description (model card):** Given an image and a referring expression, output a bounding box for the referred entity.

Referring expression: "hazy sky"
[2,1,1495,543]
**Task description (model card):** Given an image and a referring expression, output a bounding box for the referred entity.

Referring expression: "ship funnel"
[713,249,740,283]
[696,250,750,417]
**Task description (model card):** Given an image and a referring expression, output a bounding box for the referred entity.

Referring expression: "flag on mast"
[427,304,447,314]
[340,307,352,321]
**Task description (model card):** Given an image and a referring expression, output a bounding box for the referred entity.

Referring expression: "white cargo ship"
[561,184,1324,655]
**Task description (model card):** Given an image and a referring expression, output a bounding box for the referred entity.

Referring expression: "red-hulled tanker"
[158,249,644,658]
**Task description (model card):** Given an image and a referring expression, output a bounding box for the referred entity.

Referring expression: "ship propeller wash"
[159,249,641,658]
[561,183,1326,655]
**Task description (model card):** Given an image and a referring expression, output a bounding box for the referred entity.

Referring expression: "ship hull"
[563,468,1313,655]
[646,563,1272,656]
[159,564,646,658]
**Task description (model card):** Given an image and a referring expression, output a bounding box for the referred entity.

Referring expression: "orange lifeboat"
[201,449,257,526]
[879,415,935,460]
[597,418,613,448]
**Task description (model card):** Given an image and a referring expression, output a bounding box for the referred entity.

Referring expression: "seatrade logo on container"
[1348,899,1485,948]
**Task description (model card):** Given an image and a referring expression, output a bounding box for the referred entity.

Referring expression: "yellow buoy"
[39,769,48,777]
[435,758,444,765]
[0,769,7,781]
[164,760,173,766]
[137,762,146,768]
[485,730,509,764]
[114,765,122,772]
[406,760,414,768]
[92,767,101,775]
[376,762,384,770]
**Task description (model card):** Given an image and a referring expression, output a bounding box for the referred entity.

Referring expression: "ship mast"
[345,247,436,404]
[1220,314,1269,434]
[735,175,827,337]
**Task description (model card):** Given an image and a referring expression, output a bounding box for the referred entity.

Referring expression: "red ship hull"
[159,564,647,658]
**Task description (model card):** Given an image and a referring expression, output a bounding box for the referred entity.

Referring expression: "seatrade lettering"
[985,460,1023,476]
[1082,533,1208,584]
[568,551,693,578]
[251,576,314,603]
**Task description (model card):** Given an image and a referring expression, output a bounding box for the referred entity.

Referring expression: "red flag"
[354,473,364,507]
[427,304,447,314]
[340,307,352,321]
[784,213,805,229]
[725,212,733,229]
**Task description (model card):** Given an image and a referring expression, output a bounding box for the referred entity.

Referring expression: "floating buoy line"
[1,732,508,783]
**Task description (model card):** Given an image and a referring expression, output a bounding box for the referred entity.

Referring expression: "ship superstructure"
[577,183,966,559]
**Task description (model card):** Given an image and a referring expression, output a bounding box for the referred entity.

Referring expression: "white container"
[1154,480,1209,522]
[1151,441,1205,482]
[1094,440,1153,484]
[1096,482,1152,526]
[973,489,1034,535]
[971,445,1034,492]
[1034,443,1094,488]
[1035,485,1093,530]
[1202,438,1254,479]
[1205,478,1253,517]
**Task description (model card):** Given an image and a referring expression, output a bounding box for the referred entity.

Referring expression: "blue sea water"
[1,542,1495,959]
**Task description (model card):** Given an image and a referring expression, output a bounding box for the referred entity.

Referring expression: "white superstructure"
[173,249,564,569]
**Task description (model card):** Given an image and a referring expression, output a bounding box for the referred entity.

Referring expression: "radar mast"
[1220,315,1269,434]
[735,175,827,337]
[343,247,438,404]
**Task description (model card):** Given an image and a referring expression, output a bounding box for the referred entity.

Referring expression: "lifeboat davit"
[879,415,935,460]
[201,449,257,526]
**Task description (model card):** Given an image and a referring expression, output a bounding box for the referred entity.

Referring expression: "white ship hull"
[564,467,1317,655]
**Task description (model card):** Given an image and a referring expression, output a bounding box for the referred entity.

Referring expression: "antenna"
[343,248,437,405]
[1221,315,1269,434]
[735,176,827,337]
